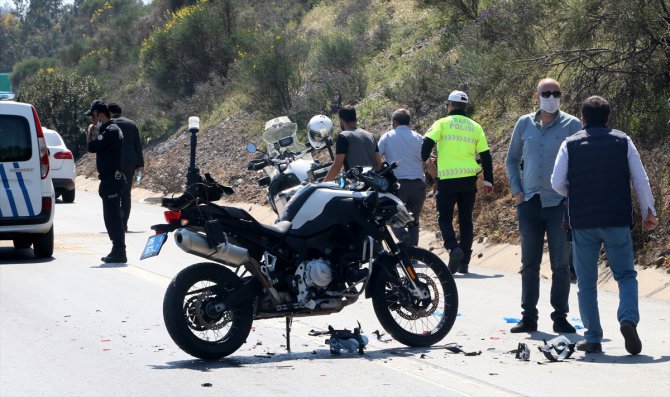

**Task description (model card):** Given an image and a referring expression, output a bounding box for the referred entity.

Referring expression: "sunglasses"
[540,91,562,98]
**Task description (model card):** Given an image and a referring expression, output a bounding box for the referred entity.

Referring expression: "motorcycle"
[246,116,333,216]
[142,116,458,360]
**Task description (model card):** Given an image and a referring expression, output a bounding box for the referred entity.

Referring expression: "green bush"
[140,1,237,98]
[18,68,100,158]
[10,57,59,88]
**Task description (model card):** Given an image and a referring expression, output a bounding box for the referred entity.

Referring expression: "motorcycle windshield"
[262,122,306,157]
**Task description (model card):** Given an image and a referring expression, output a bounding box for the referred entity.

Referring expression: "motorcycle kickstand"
[285,316,293,352]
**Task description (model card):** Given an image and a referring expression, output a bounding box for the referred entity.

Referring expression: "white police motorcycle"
[247,115,334,216]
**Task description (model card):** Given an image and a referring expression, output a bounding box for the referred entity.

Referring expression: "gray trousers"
[392,179,426,247]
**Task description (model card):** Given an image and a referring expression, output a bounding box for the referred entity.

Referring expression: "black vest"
[566,126,633,229]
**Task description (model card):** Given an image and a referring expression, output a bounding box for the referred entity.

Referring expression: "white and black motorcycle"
[146,160,459,360]
[246,115,334,216]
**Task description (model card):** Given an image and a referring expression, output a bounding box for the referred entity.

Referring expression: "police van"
[0,101,55,258]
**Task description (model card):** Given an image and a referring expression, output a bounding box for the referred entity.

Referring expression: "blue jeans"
[572,227,639,343]
[517,195,571,320]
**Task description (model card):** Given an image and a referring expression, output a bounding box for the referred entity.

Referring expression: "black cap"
[84,100,106,116]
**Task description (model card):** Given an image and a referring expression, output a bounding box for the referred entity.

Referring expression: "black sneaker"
[510,318,537,333]
[553,318,577,334]
[576,339,602,353]
[620,320,642,355]
[448,247,464,274]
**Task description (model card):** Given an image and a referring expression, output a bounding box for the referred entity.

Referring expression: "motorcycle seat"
[258,220,292,238]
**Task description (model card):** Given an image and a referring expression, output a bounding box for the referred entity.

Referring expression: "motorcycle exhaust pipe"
[174,229,250,267]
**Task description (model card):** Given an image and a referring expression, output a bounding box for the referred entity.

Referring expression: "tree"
[18,68,100,157]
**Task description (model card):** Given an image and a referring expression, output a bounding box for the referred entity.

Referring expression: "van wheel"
[13,238,32,249]
[33,227,54,258]
[62,190,75,203]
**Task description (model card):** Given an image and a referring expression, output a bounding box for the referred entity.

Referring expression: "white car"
[43,128,76,203]
[0,101,55,258]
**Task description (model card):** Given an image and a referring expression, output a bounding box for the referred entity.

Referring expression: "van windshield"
[0,116,32,162]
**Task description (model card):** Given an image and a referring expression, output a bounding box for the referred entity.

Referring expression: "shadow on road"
[0,247,55,265]
[576,353,670,365]
[90,262,128,268]
[454,273,504,279]
[150,346,442,371]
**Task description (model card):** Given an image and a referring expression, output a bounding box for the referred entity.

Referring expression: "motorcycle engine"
[294,258,333,305]
[302,258,332,288]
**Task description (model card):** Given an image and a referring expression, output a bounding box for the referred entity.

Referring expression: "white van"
[0,101,55,258]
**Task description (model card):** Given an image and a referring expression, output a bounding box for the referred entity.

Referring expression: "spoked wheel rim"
[372,247,458,347]
[385,260,451,336]
[181,281,234,343]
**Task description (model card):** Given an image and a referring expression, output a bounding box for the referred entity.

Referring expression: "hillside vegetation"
[2,0,669,265]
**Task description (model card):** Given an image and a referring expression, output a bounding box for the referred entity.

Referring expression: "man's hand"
[86,124,97,143]
[642,209,659,231]
[513,192,524,206]
[482,181,494,196]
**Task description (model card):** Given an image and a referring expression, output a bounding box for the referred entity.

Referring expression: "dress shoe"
[620,320,642,355]
[510,318,537,333]
[553,318,577,333]
[576,339,602,353]
[447,247,464,274]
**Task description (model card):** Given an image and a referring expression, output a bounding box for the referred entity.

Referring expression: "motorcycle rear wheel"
[163,262,253,360]
[372,246,458,347]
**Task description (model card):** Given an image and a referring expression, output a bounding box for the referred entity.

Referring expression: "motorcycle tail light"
[164,211,182,223]
[180,219,190,226]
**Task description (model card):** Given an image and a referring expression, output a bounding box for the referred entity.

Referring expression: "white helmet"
[307,115,333,150]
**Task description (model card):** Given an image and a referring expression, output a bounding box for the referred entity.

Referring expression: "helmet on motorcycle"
[307,115,333,150]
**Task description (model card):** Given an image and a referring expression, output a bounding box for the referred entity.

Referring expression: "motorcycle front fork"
[378,228,430,301]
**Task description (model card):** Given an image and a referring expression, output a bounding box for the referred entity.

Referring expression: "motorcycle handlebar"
[247,159,269,171]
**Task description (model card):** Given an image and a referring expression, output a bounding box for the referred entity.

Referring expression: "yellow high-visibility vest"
[425,115,489,180]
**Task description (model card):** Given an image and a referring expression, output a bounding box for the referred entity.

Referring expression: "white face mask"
[539,96,560,113]
[96,121,103,129]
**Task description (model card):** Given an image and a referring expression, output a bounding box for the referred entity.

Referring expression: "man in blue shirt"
[551,96,658,355]
[505,78,582,334]
[378,108,426,247]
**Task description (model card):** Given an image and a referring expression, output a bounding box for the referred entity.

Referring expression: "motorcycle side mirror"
[246,143,257,153]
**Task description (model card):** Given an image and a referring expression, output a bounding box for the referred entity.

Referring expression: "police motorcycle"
[246,115,334,216]
[141,117,458,359]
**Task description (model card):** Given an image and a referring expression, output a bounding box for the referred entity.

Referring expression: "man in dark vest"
[551,95,658,355]
[108,103,144,232]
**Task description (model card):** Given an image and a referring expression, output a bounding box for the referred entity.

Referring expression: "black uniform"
[88,121,126,253]
[113,115,144,230]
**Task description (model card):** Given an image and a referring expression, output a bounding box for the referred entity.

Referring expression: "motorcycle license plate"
[140,233,168,260]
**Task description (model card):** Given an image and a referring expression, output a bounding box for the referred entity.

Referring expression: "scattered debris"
[201,383,212,387]
[511,343,531,361]
[503,317,521,323]
[444,343,482,356]
[477,253,483,258]
[373,330,393,343]
[538,336,575,362]
[420,353,428,359]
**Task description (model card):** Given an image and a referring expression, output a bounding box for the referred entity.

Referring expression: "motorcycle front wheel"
[163,262,253,360]
[372,246,458,347]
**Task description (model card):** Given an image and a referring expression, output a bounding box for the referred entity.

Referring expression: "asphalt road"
[1,189,669,397]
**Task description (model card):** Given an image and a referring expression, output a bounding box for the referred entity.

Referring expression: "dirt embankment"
[77,114,670,269]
